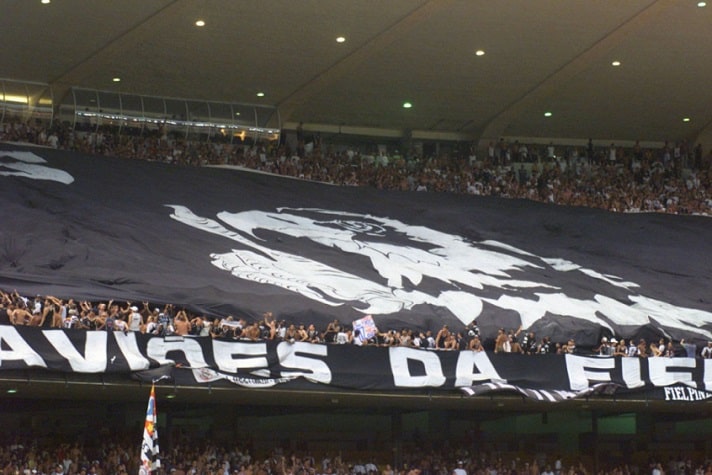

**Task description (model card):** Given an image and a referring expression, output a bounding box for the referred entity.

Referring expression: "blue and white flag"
[353,315,379,343]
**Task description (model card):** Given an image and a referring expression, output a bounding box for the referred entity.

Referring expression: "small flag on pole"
[140,384,160,474]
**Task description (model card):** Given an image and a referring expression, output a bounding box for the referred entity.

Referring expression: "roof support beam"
[477,0,676,148]
[47,1,181,103]
[276,0,453,126]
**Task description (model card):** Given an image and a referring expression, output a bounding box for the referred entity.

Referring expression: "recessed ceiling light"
[195,19,206,27]
[235,112,241,116]
[112,77,121,82]
[6,389,17,394]
[41,0,50,4]
[544,111,552,117]
[697,1,706,7]
[475,50,485,56]
[336,36,346,43]
[683,117,691,122]
[256,92,265,97]
[403,102,412,109]
[611,60,621,66]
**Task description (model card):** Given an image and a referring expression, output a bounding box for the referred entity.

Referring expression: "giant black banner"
[1,144,712,348]
[0,326,711,402]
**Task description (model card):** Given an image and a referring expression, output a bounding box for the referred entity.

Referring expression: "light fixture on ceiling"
[256,92,265,97]
[0,94,29,104]
[475,49,485,56]
[235,112,241,116]
[195,19,206,27]
[697,1,706,7]
[403,102,412,109]
[41,0,50,4]
[611,60,621,67]
[6,388,17,394]
[544,111,553,117]
[336,36,346,43]
[683,117,691,122]
[112,77,121,83]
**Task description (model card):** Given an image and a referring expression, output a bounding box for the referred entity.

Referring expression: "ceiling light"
[195,19,206,27]
[697,1,706,7]
[544,111,552,117]
[336,36,346,43]
[611,60,621,66]
[256,92,265,97]
[6,389,17,394]
[41,0,50,4]
[1,94,29,104]
[475,50,485,56]
[235,112,241,116]
[683,117,691,122]
[166,393,177,399]
[403,102,412,109]
[112,77,121,82]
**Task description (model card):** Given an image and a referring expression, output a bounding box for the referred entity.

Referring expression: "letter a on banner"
[140,384,160,474]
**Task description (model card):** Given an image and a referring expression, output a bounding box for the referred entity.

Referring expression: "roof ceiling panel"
[0,0,710,142]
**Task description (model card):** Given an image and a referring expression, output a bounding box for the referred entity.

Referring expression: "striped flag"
[140,384,160,474]
[460,381,621,402]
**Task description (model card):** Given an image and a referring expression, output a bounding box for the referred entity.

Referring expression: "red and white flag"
[140,384,160,474]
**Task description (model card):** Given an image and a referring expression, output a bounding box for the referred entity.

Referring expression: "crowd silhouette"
[2,435,711,475]
[1,119,710,216]
[3,290,708,358]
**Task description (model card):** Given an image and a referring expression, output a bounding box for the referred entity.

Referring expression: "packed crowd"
[3,290,711,358]
[1,119,711,216]
[1,436,711,475]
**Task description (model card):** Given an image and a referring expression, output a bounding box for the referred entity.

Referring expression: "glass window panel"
[141,96,165,131]
[33,88,54,125]
[52,88,279,142]
[209,102,233,123]
[255,106,276,128]
[96,91,122,130]
[163,98,187,137]
[119,94,143,135]
[120,94,142,116]
[186,100,213,139]
[72,89,99,132]
[164,98,186,121]
[232,104,255,126]
[187,101,210,121]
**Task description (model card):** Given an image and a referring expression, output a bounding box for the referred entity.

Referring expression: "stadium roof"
[1,0,711,144]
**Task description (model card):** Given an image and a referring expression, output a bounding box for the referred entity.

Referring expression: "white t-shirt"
[129,311,142,331]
